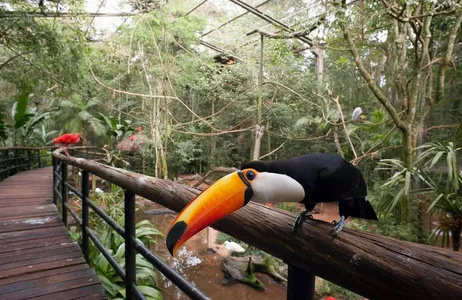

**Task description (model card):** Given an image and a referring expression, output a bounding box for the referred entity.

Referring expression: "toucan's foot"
[292,210,313,233]
[331,216,346,238]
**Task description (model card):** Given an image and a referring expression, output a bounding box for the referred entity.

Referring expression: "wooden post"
[287,265,315,300]
[61,162,68,227]
[81,170,90,262]
[92,174,96,193]
[124,190,136,300]
[52,156,57,205]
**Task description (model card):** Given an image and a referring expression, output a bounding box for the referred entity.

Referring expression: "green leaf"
[455,122,462,143]
[136,254,154,268]
[137,286,162,300]
[98,274,122,297]
[12,92,29,123]
[115,243,126,260]
[429,151,444,168]
[426,194,445,213]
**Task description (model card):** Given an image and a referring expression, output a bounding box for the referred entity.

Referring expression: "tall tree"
[335,0,462,222]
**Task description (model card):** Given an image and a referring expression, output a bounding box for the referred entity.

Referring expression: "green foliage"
[317,279,361,300]
[58,97,106,137]
[5,92,54,145]
[69,187,164,299]
[376,158,420,215]
[12,91,33,129]
[349,216,420,243]
[33,125,59,145]
[216,232,240,245]
[376,141,461,248]
[417,142,461,250]
[0,110,7,143]
[275,202,300,213]
[100,114,135,142]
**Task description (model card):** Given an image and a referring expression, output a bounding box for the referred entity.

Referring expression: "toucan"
[166,153,378,256]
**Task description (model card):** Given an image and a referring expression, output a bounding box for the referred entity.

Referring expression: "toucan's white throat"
[249,172,305,204]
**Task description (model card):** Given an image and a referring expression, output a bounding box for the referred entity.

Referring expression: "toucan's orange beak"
[166,170,255,256]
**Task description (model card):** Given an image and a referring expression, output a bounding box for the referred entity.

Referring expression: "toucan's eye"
[245,171,255,181]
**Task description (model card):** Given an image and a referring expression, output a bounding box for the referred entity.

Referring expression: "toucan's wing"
[318,157,367,198]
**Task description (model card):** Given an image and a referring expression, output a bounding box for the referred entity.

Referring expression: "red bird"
[53,133,85,157]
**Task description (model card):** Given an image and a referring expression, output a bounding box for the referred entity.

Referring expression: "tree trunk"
[252,34,265,161]
[333,123,344,158]
[400,127,415,224]
[312,46,324,94]
[252,124,265,161]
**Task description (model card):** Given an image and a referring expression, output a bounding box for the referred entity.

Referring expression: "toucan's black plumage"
[241,153,378,235]
[165,153,379,256]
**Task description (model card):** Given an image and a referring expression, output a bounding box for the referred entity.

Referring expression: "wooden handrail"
[52,150,462,300]
[0,146,59,150]
[0,146,103,151]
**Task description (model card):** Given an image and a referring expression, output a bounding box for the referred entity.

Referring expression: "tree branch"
[259,141,285,159]
[351,126,397,165]
[422,124,460,133]
[0,52,21,70]
[192,167,238,188]
[332,95,357,159]
[340,16,407,131]
[435,14,462,103]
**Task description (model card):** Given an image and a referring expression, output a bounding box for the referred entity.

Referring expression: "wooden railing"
[51,149,462,300]
[2,147,462,300]
[0,146,107,181]
[0,146,55,180]
[52,153,211,300]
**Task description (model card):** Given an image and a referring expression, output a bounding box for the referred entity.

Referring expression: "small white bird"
[224,241,245,253]
[352,107,363,121]
[95,188,104,193]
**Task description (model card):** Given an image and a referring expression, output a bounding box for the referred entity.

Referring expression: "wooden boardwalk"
[0,168,106,299]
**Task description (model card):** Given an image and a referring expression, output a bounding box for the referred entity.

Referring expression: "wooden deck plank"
[28,284,106,300]
[0,275,101,300]
[0,168,106,299]
[0,264,89,286]
[0,243,82,265]
[0,251,85,277]
[0,235,73,253]
[0,268,96,296]
[0,241,77,260]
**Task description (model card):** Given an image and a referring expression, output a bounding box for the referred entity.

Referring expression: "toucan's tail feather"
[339,197,378,221]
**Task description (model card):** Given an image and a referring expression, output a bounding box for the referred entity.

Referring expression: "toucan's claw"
[292,210,313,233]
[331,216,346,238]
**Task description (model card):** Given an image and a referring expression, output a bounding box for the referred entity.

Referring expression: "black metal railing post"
[81,170,90,262]
[61,162,68,227]
[287,265,315,300]
[14,149,18,175]
[52,156,57,205]
[37,149,41,168]
[124,190,136,300]
[27,149,32,170]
